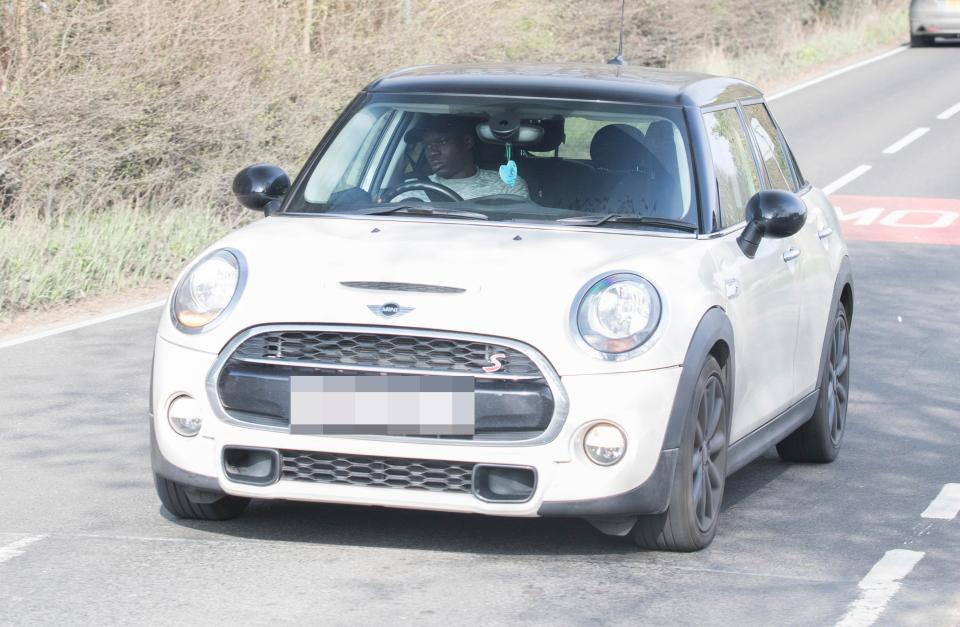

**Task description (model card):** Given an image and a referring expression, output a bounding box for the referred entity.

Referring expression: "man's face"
[422,130,475,179]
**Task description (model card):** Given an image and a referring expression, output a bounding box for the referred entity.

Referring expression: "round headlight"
[576,273,661,356]
[172,249,243,331]
[584,422,627,466]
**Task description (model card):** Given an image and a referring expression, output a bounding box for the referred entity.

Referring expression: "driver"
[401,116,529,201]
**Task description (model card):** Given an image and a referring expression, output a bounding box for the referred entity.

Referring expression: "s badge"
[482,353,506,373]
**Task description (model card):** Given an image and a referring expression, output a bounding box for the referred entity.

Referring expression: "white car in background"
[150,64,854,551]
[910,0,960,46]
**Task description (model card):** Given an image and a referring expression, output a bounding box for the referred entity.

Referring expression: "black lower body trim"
[149,413,221,492]
[726,391,818,475]
[537,448,678,517]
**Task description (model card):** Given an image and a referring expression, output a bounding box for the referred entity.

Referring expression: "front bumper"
[151,335,682,517]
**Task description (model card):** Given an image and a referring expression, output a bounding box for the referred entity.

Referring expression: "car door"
[701,105,802,442]
[743,101,836,398]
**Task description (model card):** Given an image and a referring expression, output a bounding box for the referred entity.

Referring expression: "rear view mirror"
[737,190,807,258]
[476,113,545,146]
[232,164,290,214]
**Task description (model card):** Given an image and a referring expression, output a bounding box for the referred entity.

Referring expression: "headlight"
[575,273,661,357]
[172,248,244,332]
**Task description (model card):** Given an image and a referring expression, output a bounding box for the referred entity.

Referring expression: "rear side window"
[743,104,799,192]
[703,108,760,226]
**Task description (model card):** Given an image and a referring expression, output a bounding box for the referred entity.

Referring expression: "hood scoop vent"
[340,281,466,294]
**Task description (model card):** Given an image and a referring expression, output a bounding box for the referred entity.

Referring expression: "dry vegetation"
[0,0,905,315]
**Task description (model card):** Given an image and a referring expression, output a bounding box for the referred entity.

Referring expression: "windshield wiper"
[355,204,488,220]
[557,214,696,232]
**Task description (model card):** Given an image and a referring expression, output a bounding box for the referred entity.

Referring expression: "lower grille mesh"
[280,450,474,493]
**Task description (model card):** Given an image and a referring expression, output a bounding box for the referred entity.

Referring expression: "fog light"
[168,395,202,437]
[584,422,626,466]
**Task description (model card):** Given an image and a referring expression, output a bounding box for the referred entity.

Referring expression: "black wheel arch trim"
[663,306,735,450]
[538,448,678,517]
[818,256,853,391]
[538,307,734,518]
[149,412,222,493]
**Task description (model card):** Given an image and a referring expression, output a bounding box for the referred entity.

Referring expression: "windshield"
[285,94,698,232]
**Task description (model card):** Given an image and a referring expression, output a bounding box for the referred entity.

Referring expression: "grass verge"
[0,203,235,317]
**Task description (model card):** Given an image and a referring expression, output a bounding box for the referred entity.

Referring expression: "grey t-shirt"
[402,168,529,201]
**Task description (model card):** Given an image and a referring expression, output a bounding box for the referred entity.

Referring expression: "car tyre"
[910,33,933,47]
[777,303,850,463]
[154,474,250,520]
[632,356,728,552]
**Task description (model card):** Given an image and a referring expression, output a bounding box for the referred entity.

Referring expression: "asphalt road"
[2,45,960,626]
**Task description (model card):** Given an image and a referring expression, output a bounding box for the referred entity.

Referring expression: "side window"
[703,108,760,226]
[743,104,799,192]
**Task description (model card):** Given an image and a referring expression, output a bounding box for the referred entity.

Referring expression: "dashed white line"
[823,165,872,195]
[921,483,960,520]
[881,127,930,155]
[835,549,925,627]
[0,300,165,350]
[0,535,46,565]
[936,101,960,120]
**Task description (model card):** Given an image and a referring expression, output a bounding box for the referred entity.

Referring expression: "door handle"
[818,227,833,239]
[782,247,801,262]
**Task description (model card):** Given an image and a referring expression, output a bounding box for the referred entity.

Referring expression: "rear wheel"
[910,33,934,47]
[632,356,728,551]
[777,303,850,463]
[154,474,250,520]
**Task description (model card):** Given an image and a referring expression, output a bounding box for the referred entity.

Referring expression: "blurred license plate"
[289,375,475,436]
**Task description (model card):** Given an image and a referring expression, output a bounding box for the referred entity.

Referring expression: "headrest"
[590,124,646,170]
[528,118,565,152]
[644,120,675,147]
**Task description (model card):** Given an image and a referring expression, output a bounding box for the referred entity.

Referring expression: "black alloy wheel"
[691,373,727,533]
[633,356,729,551]
[826,312,850,446]
[777,303,851,463]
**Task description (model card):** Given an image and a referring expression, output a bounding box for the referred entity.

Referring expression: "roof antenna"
[606,0,626,66]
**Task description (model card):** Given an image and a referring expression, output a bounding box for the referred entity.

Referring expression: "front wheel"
[154,474,250,520]
[632,356,729,551]
[777,303,850,463]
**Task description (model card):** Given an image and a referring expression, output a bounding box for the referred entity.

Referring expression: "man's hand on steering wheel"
[376,180,463,203]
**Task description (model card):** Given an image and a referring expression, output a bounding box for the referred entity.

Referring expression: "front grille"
[281,450,474,493]
[233,330,540,377]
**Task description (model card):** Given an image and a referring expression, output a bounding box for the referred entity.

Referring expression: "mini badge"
[367,302,414,318]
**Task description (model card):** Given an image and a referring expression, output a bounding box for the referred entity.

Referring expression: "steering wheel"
[377,180,463,203]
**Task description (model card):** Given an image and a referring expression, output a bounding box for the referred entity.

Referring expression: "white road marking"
[921,483,960,519]
[936,101,960,120]
[0,300,165,350]
[881,127,929,154]
[835,549,925,627]
[0,535,46,565]
[823,165,872,195]
[768,46,907,102]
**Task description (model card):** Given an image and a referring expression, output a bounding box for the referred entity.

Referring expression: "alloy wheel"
[827,314,850,445]
[691,374,726,533]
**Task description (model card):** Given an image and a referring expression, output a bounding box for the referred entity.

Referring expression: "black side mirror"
[232,164,290,214]
[737,190,807,258]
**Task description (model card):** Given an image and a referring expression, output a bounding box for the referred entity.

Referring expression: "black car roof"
[365,63,763,108]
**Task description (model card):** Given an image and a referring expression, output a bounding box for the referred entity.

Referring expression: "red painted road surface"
[830,195,960,246]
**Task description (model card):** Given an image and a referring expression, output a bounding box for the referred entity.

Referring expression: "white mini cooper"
[151,64,853,551]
